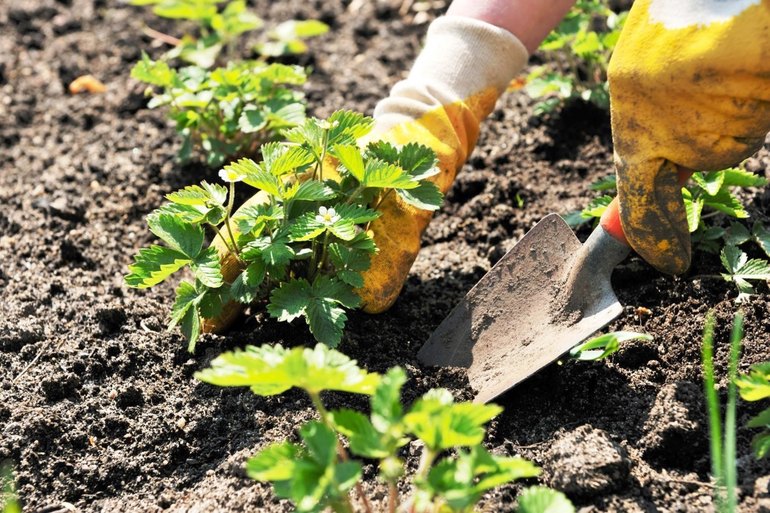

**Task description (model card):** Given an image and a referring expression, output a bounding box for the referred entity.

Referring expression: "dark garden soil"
[2,1,770,511]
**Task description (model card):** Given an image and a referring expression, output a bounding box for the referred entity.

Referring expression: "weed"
[702,311,744,513]
[195,343,574,513]
[125,111,444,351]
[1,462,20,513]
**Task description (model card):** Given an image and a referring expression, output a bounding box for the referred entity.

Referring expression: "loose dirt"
[2,1,770,512]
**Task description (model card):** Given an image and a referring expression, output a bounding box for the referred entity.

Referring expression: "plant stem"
[309,393,374,513]
[224,181,242,261]
[316,231,331,275]
[365,189,394,231]
[142,25,182,46]
[319,128,330,182]
[725,312,744,513]
[702,312,723,507]
[388,482,398,513]
[210,223,237,256]
[416,446,436,480]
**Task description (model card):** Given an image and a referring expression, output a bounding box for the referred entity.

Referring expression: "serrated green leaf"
[721,167,768,188]
[704,189,748,218]
[230,260,266,304]
[300,421,337,467]
[329,218,356,241]
[682,188,704,233]
[169,281,200,327]
[362,159,417,189]
[289,212,326,241]
[330,409,393,458]
[753,433,770,460]
[131,53,175,87]
[195,343,380,396]
[736,363,770,401]
[191,246,223,288]
[590,174,616,191]
[147,212,204,258]
[397,142,440,180]
[692,171,725,196]
[748,408,770,429]
[238,107,266,133]
[725,222,752,246]
[244,232,295,266]
[125,245,190,288]
[228,158,283,198]
[397,181,444,211]
[327,110,374,146]
[333,204,380,224]
[348,231,377,253]
[405,390,502,451]
[285,181,336,202]
[313,276,361,309]
[262,142,314,177]
[333,144,366,182]
[372,367,407,431]
[518,486,576,513]
[753,222,770,259]
[306,299,347,347]
[166,181,228,207]
[233,203,283,236]
[329,243,371,275]
[569,331,652,361]
[267,278,312,322]
[721,245,770,297]
[179,300,201,352]
[581,195,613,219]
[246,442,301,482]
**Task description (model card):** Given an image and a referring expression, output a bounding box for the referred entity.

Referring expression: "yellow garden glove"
[608,0,770,275]
[358,16,528,312]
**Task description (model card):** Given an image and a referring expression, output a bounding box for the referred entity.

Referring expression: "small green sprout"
[525,0,627,114]
[132,54,308,166]
[195,343,574,513]
[1,462,20,513]
[131,0,328,67]
[702,311,743,513]
[736,362,770,459]
[125,111,444,351]
[569,331,652,361]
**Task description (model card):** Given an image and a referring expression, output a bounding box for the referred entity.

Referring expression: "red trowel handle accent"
[600,167,694,246]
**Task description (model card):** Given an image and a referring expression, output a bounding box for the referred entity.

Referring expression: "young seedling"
[132,54,308,166]
[125,111,444,351]
[566,168,770,301]
[131,0,328,67]
[195,343,575,513]
[569,331,652,361]
[701,311,744,513]
[1,462,20,513]
[524,0,627,114]
[736,361,770,459]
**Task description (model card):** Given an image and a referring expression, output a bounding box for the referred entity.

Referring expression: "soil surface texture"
[2,1,770,512]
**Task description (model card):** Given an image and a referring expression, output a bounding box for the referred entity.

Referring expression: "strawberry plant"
[125,110,445,351]
[132,54,307,166]
[195,343,575,513]
[565,168,770,300]
[131,0,328,68]
[524,0,627,114]
[736,361,770,460]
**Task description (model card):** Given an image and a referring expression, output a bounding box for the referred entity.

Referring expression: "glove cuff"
[372,15,529,132]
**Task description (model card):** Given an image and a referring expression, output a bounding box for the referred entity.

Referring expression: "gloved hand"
[202,15,529,333]
[357,16,528,312]
[608,0,770,275]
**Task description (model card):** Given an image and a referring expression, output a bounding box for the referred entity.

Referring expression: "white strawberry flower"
[316,206,340,225]
[219,167,246,183]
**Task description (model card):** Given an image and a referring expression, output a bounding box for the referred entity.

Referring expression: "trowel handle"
[599,167,694,246]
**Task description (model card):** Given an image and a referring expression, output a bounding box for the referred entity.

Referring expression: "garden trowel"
[417,198,631,404]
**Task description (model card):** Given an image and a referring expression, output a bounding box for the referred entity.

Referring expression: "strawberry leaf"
[125,245,190,288]
[517,486,575,513]
[191,246,224,288]
[147,212,205,258]
[230,260,266,304]
[397,181,443,211]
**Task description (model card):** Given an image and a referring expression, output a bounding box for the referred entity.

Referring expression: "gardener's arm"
[360,0,576,313]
